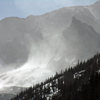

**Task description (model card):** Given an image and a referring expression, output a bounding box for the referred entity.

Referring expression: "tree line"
[11,53,100,100]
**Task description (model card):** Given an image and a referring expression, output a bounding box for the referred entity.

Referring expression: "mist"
[0,1,100,89]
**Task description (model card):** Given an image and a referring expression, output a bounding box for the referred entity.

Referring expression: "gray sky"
[0,0,99,20]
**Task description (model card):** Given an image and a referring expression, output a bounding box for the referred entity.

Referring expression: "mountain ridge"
[0,1,100,98]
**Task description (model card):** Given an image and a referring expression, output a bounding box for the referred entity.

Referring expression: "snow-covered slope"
[0,55,76,90]
[0,1,100,94]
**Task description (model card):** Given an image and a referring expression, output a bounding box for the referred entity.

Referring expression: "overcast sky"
[0,0,99,19]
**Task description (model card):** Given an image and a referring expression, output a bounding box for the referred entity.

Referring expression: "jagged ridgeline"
[11,53,100,100]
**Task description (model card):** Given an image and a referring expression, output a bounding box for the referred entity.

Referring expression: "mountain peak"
[94,0,100,5]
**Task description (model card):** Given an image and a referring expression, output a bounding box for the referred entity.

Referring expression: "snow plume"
[0,33,77,90]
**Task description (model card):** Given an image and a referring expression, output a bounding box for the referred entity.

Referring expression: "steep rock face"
[0,1,99,68]
[0,1,100,92]
[0,17,42,66]
[63,17,100,60]
[89,1,100,21]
